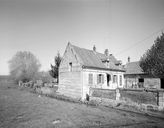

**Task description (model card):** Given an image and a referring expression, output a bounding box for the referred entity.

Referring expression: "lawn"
[0,80,164,128]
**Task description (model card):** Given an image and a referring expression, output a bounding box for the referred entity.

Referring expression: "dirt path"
[0,82,164,128]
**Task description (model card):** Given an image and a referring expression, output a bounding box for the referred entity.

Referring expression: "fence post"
[116,88,120,100]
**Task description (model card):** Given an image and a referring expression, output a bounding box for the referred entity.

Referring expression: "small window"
[69,62,72,71]
[97,74,104,84]
[120,75,122,86]
[88,73,93,85]
[139,78,144,83]
[113,75,117,83]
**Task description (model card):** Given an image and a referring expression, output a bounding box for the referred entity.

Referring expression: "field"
[0,80,164,128]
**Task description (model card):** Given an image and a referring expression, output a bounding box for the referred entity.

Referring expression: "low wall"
[90,88,116,100]
[119,89,157,105]
[36,86,58,95]
[89,88,164,108]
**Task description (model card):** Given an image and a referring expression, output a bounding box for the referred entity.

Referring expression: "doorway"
[138,78,144,88]
[107,74,111,86]
[161,78,164,89]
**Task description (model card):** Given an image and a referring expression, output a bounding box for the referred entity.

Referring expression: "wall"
[90,88,116,100]
[124,75,161,89]
[89,88,164,108]
[58,44,82,99]
[119,89,157,105]
[144,78,160,89]
[82,68,124,99]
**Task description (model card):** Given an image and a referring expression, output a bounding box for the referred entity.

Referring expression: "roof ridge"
[129,61,140,63]
[71,43,106,55]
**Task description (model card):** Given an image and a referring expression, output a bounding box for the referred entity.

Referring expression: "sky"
[0,0,164,75]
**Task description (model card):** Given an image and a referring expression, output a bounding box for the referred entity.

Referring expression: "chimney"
[104,49,109,56]
[93,45,96,52]
[128,56,130,63]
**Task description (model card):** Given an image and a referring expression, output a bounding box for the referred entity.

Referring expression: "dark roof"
[125,61,144,74]
[70,43,125,72]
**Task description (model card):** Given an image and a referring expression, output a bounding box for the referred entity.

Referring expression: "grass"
[1,80,164,127]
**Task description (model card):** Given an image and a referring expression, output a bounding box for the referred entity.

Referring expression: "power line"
[115,28,164,56]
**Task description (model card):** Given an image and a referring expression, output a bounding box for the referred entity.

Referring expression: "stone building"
[58,43,125,100]
[124,60,164,89]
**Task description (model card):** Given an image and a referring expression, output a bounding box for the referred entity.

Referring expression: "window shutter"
[102,75,104,84]
[97,74,99,84]
[88,74,93,85]
[120,75,122,86]
[116,75,118,83]
[88,74,90,84]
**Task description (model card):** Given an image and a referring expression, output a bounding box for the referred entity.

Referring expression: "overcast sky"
[0,0,164,75]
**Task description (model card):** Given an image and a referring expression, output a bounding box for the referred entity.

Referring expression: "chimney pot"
[93,45,96,52]
[128,56,130,63]
[104,49,109,56]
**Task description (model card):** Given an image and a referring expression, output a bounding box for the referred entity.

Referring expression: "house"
[124,59,164,89]
[58,43,125,100]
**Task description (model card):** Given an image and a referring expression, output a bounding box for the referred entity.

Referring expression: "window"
[138,78,144,88]
[139,78,144,83]
[120,75,122,86]
[97,74,104,84]
[113,75,117,83]
[88,73,93,85]
[69,62,72,71]
[161,79,164,89]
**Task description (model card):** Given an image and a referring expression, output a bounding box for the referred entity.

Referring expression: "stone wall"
[90,88,116,100]
[89,88,164,108]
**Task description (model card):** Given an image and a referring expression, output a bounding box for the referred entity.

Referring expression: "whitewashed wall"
[81,69,124,100]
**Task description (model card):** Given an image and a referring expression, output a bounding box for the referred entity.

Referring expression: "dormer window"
[69,62,72,72]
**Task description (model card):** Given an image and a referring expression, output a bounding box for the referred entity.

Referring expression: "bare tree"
[8,51,41,83]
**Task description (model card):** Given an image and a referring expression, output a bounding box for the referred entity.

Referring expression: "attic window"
[69,62,72,72]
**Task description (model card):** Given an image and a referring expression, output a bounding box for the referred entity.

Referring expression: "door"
[107,74,111,86]
[161,78,164,89]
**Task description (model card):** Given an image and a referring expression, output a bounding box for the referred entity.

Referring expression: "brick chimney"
[128,56,130,63]
[104,49,109,56]
[93,45,96,52]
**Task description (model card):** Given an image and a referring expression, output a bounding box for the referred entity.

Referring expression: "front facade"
[58,43,125,100]
[124,61,163,89]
